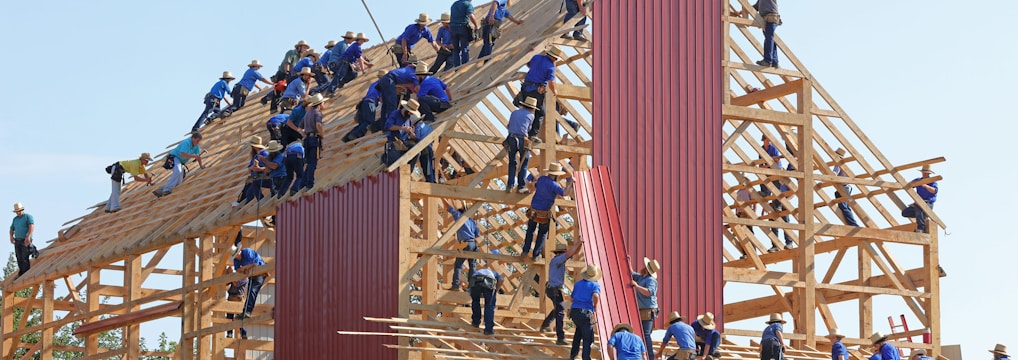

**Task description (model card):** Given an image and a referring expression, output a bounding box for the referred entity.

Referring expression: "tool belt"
[162,155,176,170]
[470,275,496,290]
[502,134,531,152]
[765,13,782,24]
[389,44,404,54]
[528,209,551,224]
[105,162,125,182]
[438,47,453,55]
[669,349,696,360]
[488,19,505,40]
[391,138,409,152]
[639,308,659,321]
[233,84,250,98]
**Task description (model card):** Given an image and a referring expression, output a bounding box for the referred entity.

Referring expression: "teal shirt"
[170,138,202,165]
[10,213,34,239]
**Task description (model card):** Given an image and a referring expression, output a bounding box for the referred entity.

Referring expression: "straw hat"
[139,152,153,162]
[827,328,845,339]
[667,311,686,323]
[248,60,263,68]
[306,93,328,107]
[356,32,370,41]
[220,71,235,80]
[911,349,927,357]
[520,97,539,110]
[247,135,265,149]
[342,31,356,39]
[766,313,786,324]
[324,40,337,49]
[643,257,660,278]
[920,165,935,174]
[415,13,432,24]
[440,13,451,23]
[295,40,309,48]
[612,323,634,334]
[545,46,565,61]
[415,66,432,76]
[697,312,716,330]
[544,163,566,176]
[265,140,284,153]
[303,51,319,60]
[297,67,314,77]
[834,148,847,159]
[231,245,242,256]
[553,243,568,253]
[580,264,602,281]
[402,99,422,118]
[990,344,1009,356]
[870,332,888,344]
[12,203,25,212]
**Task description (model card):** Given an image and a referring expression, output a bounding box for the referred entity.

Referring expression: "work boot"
[783,242,795,250]
[517,188,530,195]
[767,246,779,253]
[755,60,773,67]
[556,339,568,345]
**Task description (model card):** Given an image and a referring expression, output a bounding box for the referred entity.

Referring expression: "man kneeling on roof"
[607,323,648,360]
[104,152,154,213]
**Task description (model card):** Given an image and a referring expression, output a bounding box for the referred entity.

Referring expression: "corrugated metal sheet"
[592,0,724,329]
[274,172,401,358]
[573,166,643,359]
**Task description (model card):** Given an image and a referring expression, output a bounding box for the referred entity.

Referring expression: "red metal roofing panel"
[275,172,401,359]
[592,0,724,330]
[573,166,642,359]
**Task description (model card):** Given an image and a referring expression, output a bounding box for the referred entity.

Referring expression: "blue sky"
[0,0,1008,358]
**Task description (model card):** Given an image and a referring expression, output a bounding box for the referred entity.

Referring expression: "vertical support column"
[796,80,817,347]
[421,196,439,360]
[1,284,13,355]
[198,235,215,360]
[181,239,197,358]
[858,246,872,339]
[540,80,561,318]
[925,231,941,355]
[125,255,142,357]
[397,165,413,360]
[85,268,100,354]
[40,280,54,360]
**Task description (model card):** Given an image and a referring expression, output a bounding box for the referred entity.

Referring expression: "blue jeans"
[762,22,779,65]
[430,50,453,73]
[478,22,496,59]
[161,157,184,193]
[301,136,321,190]
[242,178,273,203]
[505,136,530,190]
[450,24,473,68]
[324,60,357,93]
[243,275,266,315]
[540,286,566,341]
[451,240,478,288]
[563,0,587,37]
[282,155,304,196]
[376,76,399,124]
[470,282,497,333]
[522,216,551,258]
[343,99,379,141]
[835,187,859,226]
[902,201,934,232]
[192,93,220,131]
[414,146,436,183]
[641,310,658,360]
[569,308,595,360]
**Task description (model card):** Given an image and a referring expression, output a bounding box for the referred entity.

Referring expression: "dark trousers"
[835,187,860,226]
[225,313,247,337]
[641,310,658,360]
[377,76,399,124]
[505,135,530,190]
[266,124,282,142]
[229,84,249,112]
[760,338,784,360]
[13,239,30,276]
[243,275,266,315]
[451,240,478,288]
[563,0,587,37]
[902,200,934,232]
[301,136,321,190]
[522,217,551,258]
[478,23,497,59]
[450,25,472,68]
[242,178,273,203]
[413,146,436,183]
[430,50,453,73]
[282,155,304,196]
[192,93,220,131]
[313,66,330,89]
[569,308,595,360]
[470,283,497,333]
[343,99,379,142]
[515,88,545,137]
[540,286,566,341]
[325,60,357,93]
[769,201,793,245]
[417,95,451,123]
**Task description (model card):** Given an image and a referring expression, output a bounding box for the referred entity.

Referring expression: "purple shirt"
[303,107,323,133]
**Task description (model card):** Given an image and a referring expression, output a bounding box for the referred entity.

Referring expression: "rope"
[360,0,397,67]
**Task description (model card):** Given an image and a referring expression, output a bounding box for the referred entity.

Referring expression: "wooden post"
[858,245,872,339]
[125,255,142,358]
[421,196,439,360]
[926,231,941,355]
[40,280,54,360]
[181,239,197,358]
[199,235,215,360]
[796,79,817,347]
[85,267,100,354]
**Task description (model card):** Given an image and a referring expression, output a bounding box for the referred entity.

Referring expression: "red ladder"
[888,314,913,342]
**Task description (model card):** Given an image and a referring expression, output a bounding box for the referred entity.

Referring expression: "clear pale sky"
[0,1,1007,358]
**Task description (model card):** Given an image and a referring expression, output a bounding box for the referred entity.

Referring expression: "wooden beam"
[730,79,804,107]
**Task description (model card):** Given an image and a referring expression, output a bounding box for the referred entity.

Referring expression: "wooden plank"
[730,79,804,107]
[723,104,809,126]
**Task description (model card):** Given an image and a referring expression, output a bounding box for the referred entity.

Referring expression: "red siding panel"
[592,0,724,329]
[275,172,401,358]
[573,166,642,359]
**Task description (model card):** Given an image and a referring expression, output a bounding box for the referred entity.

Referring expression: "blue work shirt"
[388,66,419,86]
[238,68,265,91]
[384,109,412,142]
[266,152,286,177]
[911,177,938,203]
[364,80,381,102]
[340,42,363,63]
[879,343,901,360]
[507,108,534,136]
[491,7,511,21]
[290,105,306,128]
[248,149,268,175]
[547,253,567,288]
[318,49,332,67]
[831,340,848,360]
[632,272,658,309]
[662,321,696,350]
[869,354,882,360]
[763,143,782,169]
[233,248,265,269]
[170,138,202,165]
[762,322,783,342]
[414,121,434,150]
[10,214,34,239]
[473,268,501,280]
[570,279,600,311]
[285,141,304,157]
[396,24,435,50]
[436,26,452,46]
[266,114,290,127]
[447,206,480,241]
[523,54,556,91]
[450,0,475,26]
[281,78,307,99]
[530,176,566,211]
[330,41,350,64]
[418,77,450,102]
[292,57,315,74]
[209,79,232,99]
[608,331,646,360]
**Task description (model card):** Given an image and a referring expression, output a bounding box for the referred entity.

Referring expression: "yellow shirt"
[118,159,148,177]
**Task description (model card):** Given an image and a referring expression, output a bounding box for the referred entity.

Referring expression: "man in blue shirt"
[449,0,479,68]
[328,32,355,71]
[629,256,660,360]
[504,97,537,193]
[766,181,794,252]
[659,312,696,360]
[539,240,582,345]
[342,76,384,142]
[264,141,287,196]
[415,68,452,123]
[871,332,901,360]
[315,41,335,87]
[569,264,601,360]
[470,266,503,335]
[9,203,34,277]
[275,40,309,82]
[902,165,938,233]
[447,202,480,290]
[224,265,250,339]
[561,0,589,41]
[478,0,523,59]
[154,132,204,197]
[412,116,436,183]
[831,148,860,227]
[515,47,564,138]
[692,313,721,360]
[231,246,267,319]
[192,71,234,131]
[430,13,454,73]
[761,313,786,360]
[606,323,648,360]
[281,140,305,197]
[224,60,272,117]
[910,349,933,360]
[265,113,289,142]
[241,140,283,203]
[383,100,420,166]
[325,33,373,95]
[377,65,420,124]
[281,68,313,113]
[521,163,573,260]
[753,0,781,68]
[828,329,848,360]
[289,52,319,82]
[281,103,306,146]
[396,13,440,67]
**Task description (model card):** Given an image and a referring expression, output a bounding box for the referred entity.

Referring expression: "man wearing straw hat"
[383,99,422,166]
[990,344,1010,360]
[477,0,523,59]
[289,51,320,83]
[327,32,356,73]
[104,152,154,213]
[692,312,721,360]
[871,332,901,360]
[515,47,564,139]
[469,259,503,335]
[831,148,860,227]
[761,313,787,360]
[430,14,455,73]
[538,240,582,345]
[191,71,234,131]
[449,0,480,68]
[280,68,314,113]
[520,162,574,260]
[223,60,272,117]
[411,108,437,183]
[299,94,328,192]
[606,323,648,360]
[901,165,938,233]
[231,245,266,319]
[659,311,696,360]
[9,203,34,277]
[446,200,480,290]
[910,349,932,360]
[628,256,660,360]
[315,41,337,85]
[275,40,310,82]
[395,13,441,67]
[504,97,538,194]
[323,32,373,96]
[829,329,848,360]
[569,264,601,360]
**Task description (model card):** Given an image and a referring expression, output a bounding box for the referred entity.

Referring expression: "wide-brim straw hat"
[990,344,1009,356]
[828,328,845,339]
[402,99,422,118]
[306,93,328,107]
[324,40,337,49]
[342,31,356,39]
[545,46,565,61]
[295,40,309,48]
[298,67,314,77]
[356,32,370,41]
[697,312,716,330]
[415,67,432,76]
[668,311,685,323]
[231,245,242,256]
[415,13,432,24]
[834,147,847,159]
[911,349,927,357]
[303,51,319,60]
[520,96,539,110]
[581,264,602,281]
[612,323,633,334]
[870,332,888,345]
[544,163,566,176]
[12,203,25,212]
[553,243,568,253]
[920,165,935,174]
[139,152,153,162]
[220,71,235,80]
[644,257,660,278]
[440,13,451,23]
[248,60,263,68]
[767,313,787,324]
[265,140,284,153]
[247,135,265,149]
